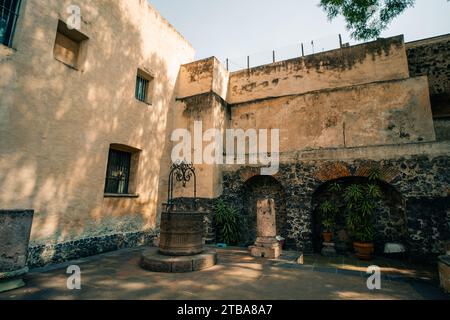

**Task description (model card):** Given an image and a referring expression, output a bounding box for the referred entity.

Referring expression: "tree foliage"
[319,0,417,40]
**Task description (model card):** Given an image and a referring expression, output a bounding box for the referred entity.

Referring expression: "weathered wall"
[0,0,195,266]
[170,57,229,199]
[407,34,450,118]
[222,142,450,260]
[228,36,409,105]
[312,178,408,255]
[230,76,435,152]
[170,92,227,199]
[177,57,229,100]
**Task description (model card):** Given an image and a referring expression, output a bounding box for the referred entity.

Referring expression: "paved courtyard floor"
[0,247,448,300]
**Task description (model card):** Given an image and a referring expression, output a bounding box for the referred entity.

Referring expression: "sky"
[150,0,450,67]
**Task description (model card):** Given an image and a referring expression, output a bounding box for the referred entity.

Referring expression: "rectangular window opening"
[135,69,154,104]
[53,20,88,69]
[104,149,132,195]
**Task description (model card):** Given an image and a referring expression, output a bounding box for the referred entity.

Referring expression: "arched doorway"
[242,175,288,247]
[311,177,407,255]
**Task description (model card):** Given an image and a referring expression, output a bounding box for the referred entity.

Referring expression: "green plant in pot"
[215,199,241,246]
[319,200,338,243]
[344,169,383,260]
[318,183,341,243]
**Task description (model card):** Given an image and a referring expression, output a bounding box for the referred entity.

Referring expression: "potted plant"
[343,169,382,260]
[318,183,341,243]
[215,199,240,246]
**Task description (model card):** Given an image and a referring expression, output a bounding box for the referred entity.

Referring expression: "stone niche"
[243,175,288,247]
[249,198,281,259]
[311,177,407,255]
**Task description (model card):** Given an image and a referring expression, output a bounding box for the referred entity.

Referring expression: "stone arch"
[242,175,288,247]
[311,176,407,255]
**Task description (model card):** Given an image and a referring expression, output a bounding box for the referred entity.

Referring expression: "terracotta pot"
[323,232,333,243]
[354,242,375,260]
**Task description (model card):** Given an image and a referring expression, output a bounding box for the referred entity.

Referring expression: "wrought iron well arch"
[166,161,197,211]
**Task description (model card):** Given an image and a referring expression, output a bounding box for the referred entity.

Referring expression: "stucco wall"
[228,36,409,104]
[230,76,435,152]
[0,0,195,251]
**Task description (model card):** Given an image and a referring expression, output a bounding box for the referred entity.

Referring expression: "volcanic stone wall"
[222,154,450,261]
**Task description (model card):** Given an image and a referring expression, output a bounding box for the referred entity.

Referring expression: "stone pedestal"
[141,248,217,273]
[0,210,34,293]
[321,242,337,257]
[250,199,281,259]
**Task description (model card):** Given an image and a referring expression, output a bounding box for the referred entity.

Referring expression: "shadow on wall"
[0,0,179,250]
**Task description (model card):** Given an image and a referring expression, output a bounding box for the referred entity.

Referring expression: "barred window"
[135,75,149,102]
[0,0,21,47]
[104,149,132,195]
[135,69,154,104]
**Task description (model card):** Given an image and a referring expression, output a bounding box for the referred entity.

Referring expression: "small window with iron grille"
[135,69,154,104]
[0,0,22,47]
[104,149,132,195]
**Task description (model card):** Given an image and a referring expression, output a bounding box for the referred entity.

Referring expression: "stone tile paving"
[0,247,448,300]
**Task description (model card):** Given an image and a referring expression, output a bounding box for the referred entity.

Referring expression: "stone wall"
[230,76,435,152]
[407,34,450,118]
[434,119,450,141]
[228,36,409,104]
[222,154,450,260]
[406,197,450,260]
[28,230,156,268]
[242,176,288,247]
[169,197,216,244]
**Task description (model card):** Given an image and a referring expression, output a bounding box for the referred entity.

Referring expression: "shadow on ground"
[0,247,448,300]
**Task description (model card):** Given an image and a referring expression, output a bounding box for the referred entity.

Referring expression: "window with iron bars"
[0,0,21,47]
[104,149,132,195]
[136,75,150,103]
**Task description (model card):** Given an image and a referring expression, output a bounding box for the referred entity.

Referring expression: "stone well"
[140,162,217,273]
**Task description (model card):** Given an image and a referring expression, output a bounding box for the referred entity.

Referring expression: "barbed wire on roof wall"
[222,33,349,72]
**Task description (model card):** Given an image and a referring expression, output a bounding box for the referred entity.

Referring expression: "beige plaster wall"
[177,57,229,100]
[169,93,227,199]
[230,76,435,152]
[0,0,195,246]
